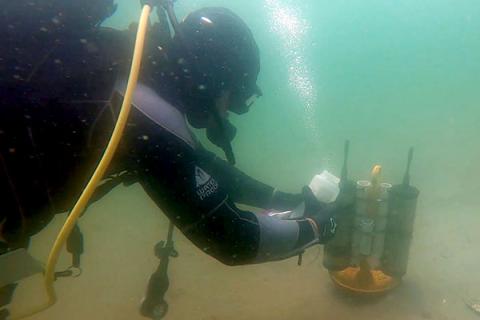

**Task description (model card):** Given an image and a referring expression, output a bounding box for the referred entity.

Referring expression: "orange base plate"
[329,267,400,294]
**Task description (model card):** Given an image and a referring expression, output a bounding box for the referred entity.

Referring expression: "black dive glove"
[302,186,338,244]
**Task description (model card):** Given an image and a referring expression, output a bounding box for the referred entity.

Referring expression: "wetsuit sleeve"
[195,147,303,211]
[129,116,318,265]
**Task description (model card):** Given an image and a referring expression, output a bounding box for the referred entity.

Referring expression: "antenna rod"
[402,147,414,186]
[341,140,350,182]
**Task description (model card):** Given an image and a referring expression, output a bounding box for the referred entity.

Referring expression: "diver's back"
[0,1,130,245]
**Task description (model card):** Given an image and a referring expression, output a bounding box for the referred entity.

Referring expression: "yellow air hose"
[12,4,152,319]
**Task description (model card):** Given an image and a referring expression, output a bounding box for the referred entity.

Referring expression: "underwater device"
[323,142,420,294]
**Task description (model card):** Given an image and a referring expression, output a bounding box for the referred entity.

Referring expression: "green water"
[11,1,480,319]
[108,0,480,201]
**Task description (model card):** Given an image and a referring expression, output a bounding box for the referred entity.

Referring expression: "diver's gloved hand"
[302,186,338,244]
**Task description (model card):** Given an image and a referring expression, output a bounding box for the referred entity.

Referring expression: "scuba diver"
[1,0,347,318]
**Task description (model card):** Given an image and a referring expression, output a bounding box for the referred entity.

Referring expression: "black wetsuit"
[1,2,321,268]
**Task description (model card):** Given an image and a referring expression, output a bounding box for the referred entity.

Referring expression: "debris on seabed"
[466,298,480,316]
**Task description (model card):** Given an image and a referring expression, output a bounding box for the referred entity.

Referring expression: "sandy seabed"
[9,183,480,320]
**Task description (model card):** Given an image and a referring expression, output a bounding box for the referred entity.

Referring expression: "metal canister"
[350,180,372,266]
[358,218,375,255]
[369,182,391,268]
[381,184,419,277]
[323,180,356,271]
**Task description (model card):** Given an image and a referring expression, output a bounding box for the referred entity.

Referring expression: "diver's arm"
[132,126,324,265]
[195,147,303,211]
[140,164,320,265]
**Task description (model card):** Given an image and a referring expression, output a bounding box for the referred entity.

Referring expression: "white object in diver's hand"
[308,170,340,203]
[262,170,339,220]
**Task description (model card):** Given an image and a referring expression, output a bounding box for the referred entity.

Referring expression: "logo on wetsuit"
[195,166,219,200]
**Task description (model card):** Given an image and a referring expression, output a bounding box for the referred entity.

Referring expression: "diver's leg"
[0,178,34,319]
[0,283,16,320]
[0,242,17,320]
[0,308,10,320]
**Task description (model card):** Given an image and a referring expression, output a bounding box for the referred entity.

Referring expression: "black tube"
[381,147,419,277]
[211,111,236,165]
[162,1,179,31]
[323,140,355,271]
